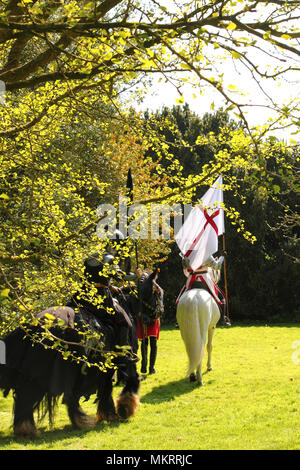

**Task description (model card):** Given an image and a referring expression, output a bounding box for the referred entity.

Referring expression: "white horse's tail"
[177,292,208,377]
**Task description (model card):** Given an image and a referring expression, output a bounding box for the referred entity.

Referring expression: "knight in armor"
[177,253,231,327]
[67,250,136,363]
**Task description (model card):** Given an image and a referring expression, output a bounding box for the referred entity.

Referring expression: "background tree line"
[149,105,299,323]
[1,99,298,328]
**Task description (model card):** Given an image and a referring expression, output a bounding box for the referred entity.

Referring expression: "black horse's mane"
[138,270,152,284]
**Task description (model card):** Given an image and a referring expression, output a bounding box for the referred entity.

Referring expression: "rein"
[139,287,162,317]
[126,280,163,316]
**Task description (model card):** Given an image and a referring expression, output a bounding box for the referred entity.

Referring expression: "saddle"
[112,298,133,327]
[189,281,211,294]
[36,306,75,327]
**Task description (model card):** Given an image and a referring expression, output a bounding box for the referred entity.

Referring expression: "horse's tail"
[35,393,59,427]
[176,292,207,377]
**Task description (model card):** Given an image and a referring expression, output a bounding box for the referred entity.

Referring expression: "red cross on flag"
[175,175,225,270]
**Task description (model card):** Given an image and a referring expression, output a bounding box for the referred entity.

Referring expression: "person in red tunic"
[137,316,161,375]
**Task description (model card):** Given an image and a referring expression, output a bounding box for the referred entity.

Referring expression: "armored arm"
[205,255,224,270]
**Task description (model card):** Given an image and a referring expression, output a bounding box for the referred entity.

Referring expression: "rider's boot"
[219,302,231,327]
[140,339,148,374]
[149,337,158,374]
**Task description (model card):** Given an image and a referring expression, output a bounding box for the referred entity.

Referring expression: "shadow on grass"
[140,371,214,405]
[162,322,300,331]
[0,414,126,449]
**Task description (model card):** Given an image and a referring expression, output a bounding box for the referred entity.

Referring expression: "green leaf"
[44,313,55,320]
[227,22,237,31]
[180,63,191,70]
[231,51,242,59]
[225,104,235,112]
[0,288,10,297]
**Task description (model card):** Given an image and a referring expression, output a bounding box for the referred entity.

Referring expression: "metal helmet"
[83,252,114,284]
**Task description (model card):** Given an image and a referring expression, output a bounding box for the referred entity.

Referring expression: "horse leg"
[66,395,96,430]
[96,370,118,422]
[196,334,207,386]
[196,361,203,386]
[116,364,140,420]
[13,378,44,437]
[206,327,215,371]
[189,372,197,382]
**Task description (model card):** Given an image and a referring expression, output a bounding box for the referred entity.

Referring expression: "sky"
[136,60,299,141]
[131,3,300,142]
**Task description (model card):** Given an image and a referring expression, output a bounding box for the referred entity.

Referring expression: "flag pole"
[126,169,146,367]
[126,169,139,270]
[222,233,230,320]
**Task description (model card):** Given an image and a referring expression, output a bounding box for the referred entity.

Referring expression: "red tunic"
[136,317,160,340]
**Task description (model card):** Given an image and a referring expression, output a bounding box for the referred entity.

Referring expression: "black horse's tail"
[35,393,59,427]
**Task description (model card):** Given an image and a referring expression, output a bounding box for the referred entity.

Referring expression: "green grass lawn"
[0,323,299,450]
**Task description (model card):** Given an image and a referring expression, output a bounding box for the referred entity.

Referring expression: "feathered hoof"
[14,421,40,438]
[116,392,140,420]
[96,411,119,423]
[72,410,96,430]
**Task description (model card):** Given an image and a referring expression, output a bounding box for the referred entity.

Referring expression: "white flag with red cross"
[175,175,224,270]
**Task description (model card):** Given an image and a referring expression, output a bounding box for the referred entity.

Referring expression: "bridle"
[139,280,164,316]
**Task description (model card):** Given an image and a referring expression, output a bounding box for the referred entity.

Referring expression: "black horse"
[0,270,160,438]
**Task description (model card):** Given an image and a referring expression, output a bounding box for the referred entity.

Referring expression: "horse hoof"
[189,373,196,382]
[97,412,118,422]
[107,413,119,422]
[14,421,40,438]
[116,392,140,419]
[207,367,213,372]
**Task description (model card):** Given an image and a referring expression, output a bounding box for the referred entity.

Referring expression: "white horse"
[176,268,221,386]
